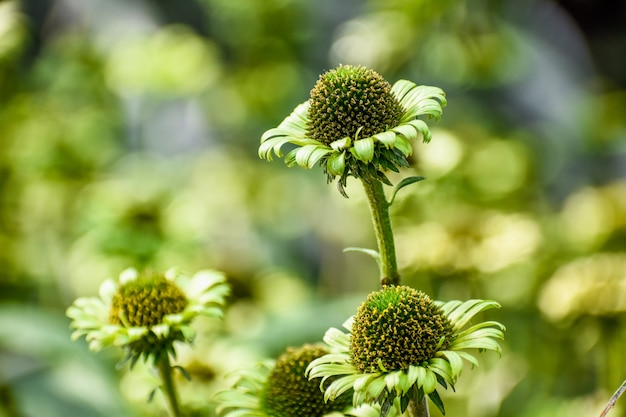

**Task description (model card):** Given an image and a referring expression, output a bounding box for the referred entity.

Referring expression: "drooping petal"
[259,101,310,160]
[445,299,501,331]
[392,81,446,122]
[327,151,347,176]
[351,137,375,163]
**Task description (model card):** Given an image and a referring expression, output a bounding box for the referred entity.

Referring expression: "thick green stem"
[157,354,182,417]
[361,176,400,286]
[408,396,430,417]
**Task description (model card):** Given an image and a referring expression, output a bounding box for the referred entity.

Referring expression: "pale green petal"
[351,137,375,163]
[372,131,397,148]
[185,269,227,296]
[259,101,310,160]
[449,335,503,353]
[98,279,117,305]
[421,368,438,394]
[307,362,353,380]
[428,357,455,385]
[455,321,506,340]
[323,327,350,352]
[331,137,351,151]
[455,350,480,368]
[325,373,360,401]
[342,316,354,332]
[435,350,464,378]
[296,144,332,168]
[127,326,148,340]
[151,323,170,337]
[389,123,420,141]
[353,373,377,393]
[392,81,446,122]
[445,299,501,331]
[399,119,432,143]
[384,371,401,394]
[365,376,387,399]
[119,268,138,284]
[327,151,346,176]
[394,135,413,156]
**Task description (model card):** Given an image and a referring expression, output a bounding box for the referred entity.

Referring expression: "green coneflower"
[307,286,505,416]
[66,268,229,365]
[259,65,446,196]
[215,344,402,417]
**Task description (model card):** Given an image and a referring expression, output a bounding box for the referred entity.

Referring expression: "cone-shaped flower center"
[110,272,188,327]
[307,65,403,145]
[262,345,351,417]
[351,286,454,373]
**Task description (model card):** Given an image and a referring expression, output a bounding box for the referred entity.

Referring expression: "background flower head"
[66,268,229,366]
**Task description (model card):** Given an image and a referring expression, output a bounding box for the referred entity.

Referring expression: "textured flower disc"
[262,344,352,417]
[307,65,403,145]
[109,271,188,327]
[351,286,454,373]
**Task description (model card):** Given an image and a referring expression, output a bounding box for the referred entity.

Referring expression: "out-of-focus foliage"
[0,0,625,416]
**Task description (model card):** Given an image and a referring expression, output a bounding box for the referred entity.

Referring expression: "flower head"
[67,268,229,366]
[215,344,402,417]
[307,286,505,416]
[259,65,446,195]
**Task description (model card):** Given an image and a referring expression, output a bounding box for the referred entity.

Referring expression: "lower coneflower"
[307,286,505,416]
[215,344,402,417]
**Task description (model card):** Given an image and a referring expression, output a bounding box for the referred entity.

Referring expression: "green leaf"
[389,176,426,206]
[344,247,381,267]
[429,390,446,415]
[400,393,410,413]
[173,365,191,381]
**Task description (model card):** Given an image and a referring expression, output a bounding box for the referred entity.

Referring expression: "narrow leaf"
[389,176,426,206]
[429,390,446,415]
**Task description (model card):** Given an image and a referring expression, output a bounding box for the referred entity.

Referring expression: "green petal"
[445,299,501,331]
[327,151,346,176]
[322,327,351,351]
[366,376,387,399]
[384,371,401,394]
[325,374,360,401]
[331,136,351,151]
[372,131,398,148]
[391,81,446,122]
[401,119,433,143]
[351,137,375,163]
[455,321,506,340]
[186,269,227,295]
[394,135,413,156]
[449,334,503,353]
[259,101,310,160]
[98,279,117,305]
[435,351,464,379]
[421,368,438,394]
[284,144,330,168]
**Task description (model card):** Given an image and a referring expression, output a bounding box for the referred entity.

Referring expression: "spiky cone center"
[262,345,352,417]
[109,272,188,328]
[350,286,454,373]
[307,65,403,145]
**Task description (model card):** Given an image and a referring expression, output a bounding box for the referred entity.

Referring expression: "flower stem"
[157,354,182,417]
[361,176,400,286]
[599,378,626,417]
[408,397,430,417]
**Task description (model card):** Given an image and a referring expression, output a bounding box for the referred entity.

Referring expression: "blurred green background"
[1,0,625,416]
